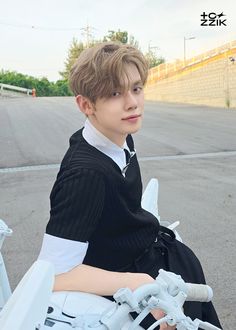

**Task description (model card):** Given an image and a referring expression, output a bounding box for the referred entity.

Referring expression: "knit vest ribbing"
[46,129,160,271]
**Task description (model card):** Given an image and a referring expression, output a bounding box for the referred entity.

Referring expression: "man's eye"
[134,86,143,93]
[112,92,121,97]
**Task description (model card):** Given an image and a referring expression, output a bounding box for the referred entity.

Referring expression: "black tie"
[124,149,130,165]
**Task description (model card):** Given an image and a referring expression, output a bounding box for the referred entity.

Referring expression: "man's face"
[88,63,144,147]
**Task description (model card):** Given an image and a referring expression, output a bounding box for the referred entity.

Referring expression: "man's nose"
[125,91,138,110]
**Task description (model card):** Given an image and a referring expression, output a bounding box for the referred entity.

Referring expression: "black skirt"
[114,228,222,329]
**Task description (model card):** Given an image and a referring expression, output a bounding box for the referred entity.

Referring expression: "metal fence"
[0,83,33,98]
[147,40,236,85]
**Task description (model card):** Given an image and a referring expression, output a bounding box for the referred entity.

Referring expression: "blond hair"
[69,42,148,103]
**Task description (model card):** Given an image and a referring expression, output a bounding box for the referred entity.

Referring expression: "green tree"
[103,30,140,48]
[145,50,165,69]
[59,31,165,85]
[59,38,85,80]
[103,30,128,44]
[0,70,38,92]
[60,30,142,82]
[0,70,73,97]
[54,80,73,96]
[59,38,100,80]
[34,77,54,96]
[129,35,140,49]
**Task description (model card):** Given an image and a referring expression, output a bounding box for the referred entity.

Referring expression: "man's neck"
[88,118,127,147]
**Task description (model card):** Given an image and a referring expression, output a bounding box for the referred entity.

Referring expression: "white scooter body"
[1,179,207,330]
[41,179,163,329]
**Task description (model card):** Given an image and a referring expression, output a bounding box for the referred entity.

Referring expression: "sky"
[0,0,235,81]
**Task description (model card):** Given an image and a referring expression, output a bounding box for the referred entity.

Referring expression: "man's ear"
[76,95,95,116]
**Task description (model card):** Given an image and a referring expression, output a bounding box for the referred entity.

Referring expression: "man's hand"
[151,309,176,330]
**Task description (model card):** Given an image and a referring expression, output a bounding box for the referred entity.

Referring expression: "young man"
[38,42,221,329]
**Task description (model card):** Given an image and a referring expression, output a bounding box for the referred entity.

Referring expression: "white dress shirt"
[38,119,132,274]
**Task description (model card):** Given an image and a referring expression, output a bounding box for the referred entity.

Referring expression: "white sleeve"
[37,233,88,275]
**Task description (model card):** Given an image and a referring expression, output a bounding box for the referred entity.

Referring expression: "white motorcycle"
[0,179,222,330]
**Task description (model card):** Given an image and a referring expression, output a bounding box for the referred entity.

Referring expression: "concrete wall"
[145,42,236,109]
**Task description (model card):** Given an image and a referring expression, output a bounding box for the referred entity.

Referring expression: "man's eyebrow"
[132,80,143,86]
[119,80,143,90]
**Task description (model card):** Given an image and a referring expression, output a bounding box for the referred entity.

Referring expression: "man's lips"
[122,114,141,120]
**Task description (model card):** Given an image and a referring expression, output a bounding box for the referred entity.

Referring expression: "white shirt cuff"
[38,233,88,275]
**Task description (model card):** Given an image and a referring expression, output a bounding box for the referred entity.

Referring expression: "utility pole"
[148,41,159,54]
[184,36,195,66]
[226,56,235,108]
[81,23,95,48]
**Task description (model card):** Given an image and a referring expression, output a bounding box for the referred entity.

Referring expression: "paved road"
[0,97,235,329]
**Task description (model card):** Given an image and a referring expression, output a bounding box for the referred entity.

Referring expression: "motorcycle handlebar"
[186,283,213,302]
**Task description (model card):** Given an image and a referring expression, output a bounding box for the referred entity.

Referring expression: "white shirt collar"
[82,118,130,172]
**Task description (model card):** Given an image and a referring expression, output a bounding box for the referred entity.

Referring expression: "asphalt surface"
[0,96,235,329]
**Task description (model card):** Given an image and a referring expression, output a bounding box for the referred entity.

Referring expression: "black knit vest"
[46,128,160,271]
